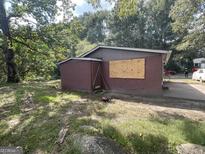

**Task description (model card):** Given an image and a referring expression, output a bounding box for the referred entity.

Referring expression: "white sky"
[5,0,114,23]
[71,0,86,6]
[56,0,114,22]
[72,0,114,16]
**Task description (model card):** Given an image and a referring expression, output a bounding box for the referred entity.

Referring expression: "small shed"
[59,46,171,95]
[59,58,103,92]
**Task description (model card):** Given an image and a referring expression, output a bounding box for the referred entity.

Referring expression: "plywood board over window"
[109,58,145,79]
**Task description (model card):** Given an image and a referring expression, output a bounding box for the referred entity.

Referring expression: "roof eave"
[80,46,170,58]
[79,46,100,57]
[58,57,102,65]
[164,50,172,64]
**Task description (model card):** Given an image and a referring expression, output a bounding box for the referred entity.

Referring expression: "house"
[59,46,171,96]
[193,58,205,69]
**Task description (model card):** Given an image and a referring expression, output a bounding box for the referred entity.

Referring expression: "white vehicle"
[192,69,205,82]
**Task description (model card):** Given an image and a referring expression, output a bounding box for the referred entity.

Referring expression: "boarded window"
[109,58,145,79]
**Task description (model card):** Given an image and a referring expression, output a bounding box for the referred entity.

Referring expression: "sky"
[5,0,114,24]
[71,0,114,16]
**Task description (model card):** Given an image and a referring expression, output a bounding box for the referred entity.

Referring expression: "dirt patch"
[103,98,205,122]
[176,143,205,154]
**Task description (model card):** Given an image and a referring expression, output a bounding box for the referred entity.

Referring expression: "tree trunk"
[4,47,19,83]
[0,0,20,83]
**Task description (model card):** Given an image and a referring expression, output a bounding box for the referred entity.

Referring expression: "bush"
[165,61,181,73]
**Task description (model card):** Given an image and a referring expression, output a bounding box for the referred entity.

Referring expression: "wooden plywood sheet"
[109,58,145,79]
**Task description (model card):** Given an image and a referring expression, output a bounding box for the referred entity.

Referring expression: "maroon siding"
[60,48,164,95]
[101,55,163,95]
[60,60,92,92]
[90,61,103,90]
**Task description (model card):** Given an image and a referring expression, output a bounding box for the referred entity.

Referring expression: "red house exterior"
[59,46,171,96]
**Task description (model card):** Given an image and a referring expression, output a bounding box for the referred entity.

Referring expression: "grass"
[0,80,205,154]
[101,119,205,153]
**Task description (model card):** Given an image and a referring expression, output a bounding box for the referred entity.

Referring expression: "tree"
[0,0,19,82]
[75,39,96,56]
[145,0,176,49]
[105,0,176,50]
[0,0,75,82]
[169,0,205,70]
[79,11,109,44]
[170,0,205,52]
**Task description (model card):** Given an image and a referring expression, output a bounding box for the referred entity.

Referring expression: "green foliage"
[8,0,66,24]
[115,0,138,17]
[13,22,82,80]
[79,11,109,44]
[170,0,205,51]
[104,0,175,49]
[1,15,83,81]
[75,39,97,56]
[0,0,82,82]
[0,0,204,82]
[87,0,204,69]
[165,60,181,72]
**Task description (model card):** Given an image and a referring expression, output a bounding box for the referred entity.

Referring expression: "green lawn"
[0,81,205,154]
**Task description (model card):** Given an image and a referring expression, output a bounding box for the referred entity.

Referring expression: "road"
[164,82,205,101]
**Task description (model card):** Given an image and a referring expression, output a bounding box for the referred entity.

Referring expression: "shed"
[59,46,171,95]
[59,58,103,92]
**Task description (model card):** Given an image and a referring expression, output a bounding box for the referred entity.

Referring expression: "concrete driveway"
[163,82,205,101]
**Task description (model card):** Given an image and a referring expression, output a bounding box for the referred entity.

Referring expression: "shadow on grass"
[150,112,205,146]
[0,81,108,153]
[102,125,174,154]
[182,120,205,145]
[0,82,59,120]
[1,81,205,154]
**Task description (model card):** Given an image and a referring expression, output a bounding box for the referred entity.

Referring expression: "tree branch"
[12,37,37,51]
[7,14,22,20]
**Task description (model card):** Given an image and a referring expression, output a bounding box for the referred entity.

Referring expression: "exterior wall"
[85,48,163,95]
[102,55,163,95]
[60,60,92,92]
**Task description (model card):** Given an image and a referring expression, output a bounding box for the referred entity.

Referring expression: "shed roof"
[59,46,172,65]
[80,46,171,57]
[58,57,102,65]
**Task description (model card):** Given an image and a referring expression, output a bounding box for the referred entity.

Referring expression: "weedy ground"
[0,80,205,154]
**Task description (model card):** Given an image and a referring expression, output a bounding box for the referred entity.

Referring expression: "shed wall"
[60,60,92,91]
